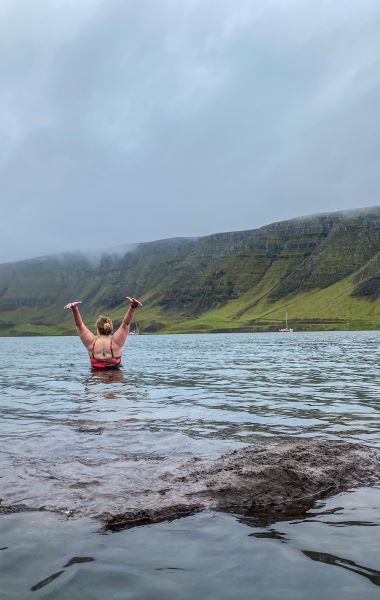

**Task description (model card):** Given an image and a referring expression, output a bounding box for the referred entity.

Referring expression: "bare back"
[91,336,122,359]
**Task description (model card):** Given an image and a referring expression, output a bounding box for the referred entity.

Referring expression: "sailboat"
[279,312,293,333]
[129,321,139,335]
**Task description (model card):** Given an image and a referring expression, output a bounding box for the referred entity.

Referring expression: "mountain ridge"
[1,205,380,335]
[2,204,378,267]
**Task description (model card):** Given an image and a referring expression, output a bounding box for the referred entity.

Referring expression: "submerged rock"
[102,439,380,531]
[2,439,379,529]
[0,503,43,515]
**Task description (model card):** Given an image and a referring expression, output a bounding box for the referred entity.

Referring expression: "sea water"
[0,332,379,599]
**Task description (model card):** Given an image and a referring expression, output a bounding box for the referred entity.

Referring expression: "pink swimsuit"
[90,338,122,369]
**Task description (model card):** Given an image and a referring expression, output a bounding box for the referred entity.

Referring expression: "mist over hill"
[1,206,380,336]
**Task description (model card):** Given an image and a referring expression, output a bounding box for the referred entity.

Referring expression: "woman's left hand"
[126,296,143,308]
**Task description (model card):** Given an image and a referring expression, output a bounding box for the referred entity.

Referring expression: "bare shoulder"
[112,326,128,347]
[112,338,123,357]
[78,326,96,350]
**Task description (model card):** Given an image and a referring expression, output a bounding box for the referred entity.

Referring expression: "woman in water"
[64,296,142,369]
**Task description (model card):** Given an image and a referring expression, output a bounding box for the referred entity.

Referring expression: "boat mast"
[286,312,288,328]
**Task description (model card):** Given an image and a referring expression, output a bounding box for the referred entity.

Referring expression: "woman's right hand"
[64,301,82,310]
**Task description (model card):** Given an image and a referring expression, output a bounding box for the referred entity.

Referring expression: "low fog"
[1,0,380,263]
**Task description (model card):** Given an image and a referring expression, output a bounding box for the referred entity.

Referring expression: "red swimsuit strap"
[92,337,117,359]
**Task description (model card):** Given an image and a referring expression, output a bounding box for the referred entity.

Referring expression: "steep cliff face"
[268,213,380,300]
[0,206,379,335]
[352,250,380,300]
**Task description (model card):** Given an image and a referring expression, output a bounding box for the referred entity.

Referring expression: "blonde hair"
[96,315,113,335]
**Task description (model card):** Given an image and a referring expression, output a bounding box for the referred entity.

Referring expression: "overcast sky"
[1,0,380,262]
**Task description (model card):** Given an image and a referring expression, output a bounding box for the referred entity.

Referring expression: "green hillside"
[1,207,380,335]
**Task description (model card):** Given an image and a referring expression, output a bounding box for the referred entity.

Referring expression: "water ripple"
[0,331,379,514]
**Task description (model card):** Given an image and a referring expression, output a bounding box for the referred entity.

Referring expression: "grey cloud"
[0,0,380,262]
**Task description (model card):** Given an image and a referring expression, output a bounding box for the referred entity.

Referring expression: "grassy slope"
[3,275,379,336]
[3,262,380,336]
[151,275,380,333]
[2,208,380,335]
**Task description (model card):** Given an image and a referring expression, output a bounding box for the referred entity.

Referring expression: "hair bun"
[96,315,113,335]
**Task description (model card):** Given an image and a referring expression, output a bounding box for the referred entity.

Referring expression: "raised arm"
[64,301,96,350]
[112,297,143,348]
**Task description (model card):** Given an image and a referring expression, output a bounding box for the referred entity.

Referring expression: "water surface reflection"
[0,332,379,598]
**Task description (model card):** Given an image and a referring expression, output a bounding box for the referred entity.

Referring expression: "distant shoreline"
[0,326,379,338]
